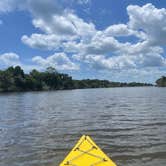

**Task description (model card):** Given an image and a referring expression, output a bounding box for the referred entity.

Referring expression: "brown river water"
[0,87,166,166]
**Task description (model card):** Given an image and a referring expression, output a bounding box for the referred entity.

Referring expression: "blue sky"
[0,0,166,83]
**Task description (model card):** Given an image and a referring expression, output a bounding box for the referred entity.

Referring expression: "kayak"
[60,135,117,166]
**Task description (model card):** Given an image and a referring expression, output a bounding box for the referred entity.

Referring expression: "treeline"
[74,80,153,89]
[156,76,166,87]
[0,66,153,92]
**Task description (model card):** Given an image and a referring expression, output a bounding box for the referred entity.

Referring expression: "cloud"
[27,0,62,18]
[32,52,79,70]
[21,1,96,51]
[20,2,166,71]
[74,52,166,71]
[22,34,65,50]
[0,53,20,67]
[76,0,91,5]
[0,1,166,80]
[0,0,60,14]
[0,0,17,13]
[23,11,96,39]
[71,3,166,70]
[104,24,133,37]
[73,54,136,70]
[63,0,91,6]
[0,52,78,72]
[0,52,38,72]
[82,33,131,55]
[127,3,166,45]
[0,0,38,13]
[99,67,166,83]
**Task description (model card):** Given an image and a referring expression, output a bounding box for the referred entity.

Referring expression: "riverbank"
[0,66,153,92]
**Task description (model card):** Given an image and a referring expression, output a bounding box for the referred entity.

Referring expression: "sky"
[0,0,166,83]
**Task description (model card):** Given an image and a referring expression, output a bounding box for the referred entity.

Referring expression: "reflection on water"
[0,87,166,166]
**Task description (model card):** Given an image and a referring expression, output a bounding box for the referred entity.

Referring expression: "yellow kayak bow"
[60,135,117,166]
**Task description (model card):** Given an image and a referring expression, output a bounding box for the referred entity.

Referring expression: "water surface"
[0,87,166,166]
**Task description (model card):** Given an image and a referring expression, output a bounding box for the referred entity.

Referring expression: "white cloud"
[32,53,79,70]
[72,3,166,70]
[104,24,133,37]
[21,3,96,50]
[22,34,66,50]
[74,52,166,71]
[0,0,60,14]
[0,52,78,72]
[31,11,96,36]
[24,2,166,71]
[73,54,136,70]
[83,33,131,55]
[127,3,166,45]
[0,0,17,13]
[0,1,166,80]
[27,0,62,18]
[76,0,91,5]
[0,53,20,67]
[99,67,166,83]
[0,0,25,13]
[0,52,43,72]
[21,2,166,72]
[32,14,76,35]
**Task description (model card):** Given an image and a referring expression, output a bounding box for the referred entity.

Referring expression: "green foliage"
[72,79,152,89]
[46,67,58,74]
[156,76,166,87]
[0,66,153,92]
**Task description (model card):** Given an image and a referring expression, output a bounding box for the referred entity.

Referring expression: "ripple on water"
[0,87,166,166]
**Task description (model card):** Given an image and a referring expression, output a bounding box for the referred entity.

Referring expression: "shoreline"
[0,85,156,93]
[0,66,157,93]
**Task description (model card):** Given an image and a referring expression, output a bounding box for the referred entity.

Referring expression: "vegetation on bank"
[156,76,166,87]
[0,66,153,92]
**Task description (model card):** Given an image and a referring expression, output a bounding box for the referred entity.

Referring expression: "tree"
[0,69,15,91]
[13,66,24,77]
[0,66,153,92]
[46,67,58,74]
[156,76,166,87]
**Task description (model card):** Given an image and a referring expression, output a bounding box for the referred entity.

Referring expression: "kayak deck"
[59,135,116,166]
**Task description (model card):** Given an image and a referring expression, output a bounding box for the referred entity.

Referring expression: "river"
[0,87,166,166]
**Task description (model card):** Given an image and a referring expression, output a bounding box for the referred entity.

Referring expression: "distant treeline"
[156,76,166,87]
[0,66,153,92]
